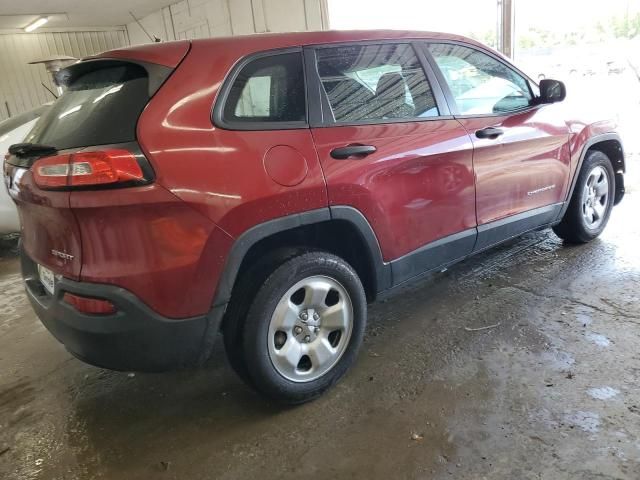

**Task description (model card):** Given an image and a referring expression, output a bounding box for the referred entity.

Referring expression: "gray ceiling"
[0,0,177,30]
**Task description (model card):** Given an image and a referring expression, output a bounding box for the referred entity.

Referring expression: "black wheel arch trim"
[557,132,625,220]
[212,208,329,306]
[211,206,393,308]
[212,201,574,309]
[329,206,393,293]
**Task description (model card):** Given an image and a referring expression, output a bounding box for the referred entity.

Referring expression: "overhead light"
[24,17,49,33]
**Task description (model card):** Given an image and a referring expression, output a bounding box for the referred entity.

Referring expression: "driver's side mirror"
[538,79,566,104]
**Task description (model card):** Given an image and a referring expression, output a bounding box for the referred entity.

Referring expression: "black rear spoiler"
[55,58,173,98]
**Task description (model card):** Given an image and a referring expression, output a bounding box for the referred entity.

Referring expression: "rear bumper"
[21,253,225,372]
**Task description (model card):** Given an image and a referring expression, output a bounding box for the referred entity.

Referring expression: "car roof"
[94,30,493,65]
[93,30,504,70]
[191,29,485,49]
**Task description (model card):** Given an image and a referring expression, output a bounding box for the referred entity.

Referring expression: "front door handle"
[330,144,377,160]
[475,127,504,139]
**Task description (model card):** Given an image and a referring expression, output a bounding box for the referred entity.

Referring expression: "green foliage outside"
[466,12,640,51]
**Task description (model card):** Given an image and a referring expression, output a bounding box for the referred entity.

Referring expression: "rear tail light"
[63,292,117,315]
[32,149,146,189]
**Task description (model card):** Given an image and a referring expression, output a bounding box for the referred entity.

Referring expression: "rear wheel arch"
[213,207,391,311]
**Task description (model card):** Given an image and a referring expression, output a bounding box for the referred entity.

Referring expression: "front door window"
[428,43,532,115]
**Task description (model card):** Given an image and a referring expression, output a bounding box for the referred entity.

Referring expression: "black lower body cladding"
[21,252,225,372]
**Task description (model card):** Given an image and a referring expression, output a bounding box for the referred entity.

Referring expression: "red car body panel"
[9,169,82,279]
[6,30,624,334]
[457,105,572,225]
[89,40,191,68]
[311,120,475,261]
[566,118,619,183]
[70,183,233,318]
[135,39,328,237]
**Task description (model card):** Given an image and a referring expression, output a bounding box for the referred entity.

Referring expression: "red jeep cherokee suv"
[4,31,625,404]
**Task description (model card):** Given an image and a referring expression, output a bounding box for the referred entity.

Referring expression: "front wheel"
[232,251,367,404]
[553,150,615,243]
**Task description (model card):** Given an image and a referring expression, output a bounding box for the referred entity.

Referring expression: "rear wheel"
[553,150,615,243]
[226,251,367,404]
[222,248,303,386]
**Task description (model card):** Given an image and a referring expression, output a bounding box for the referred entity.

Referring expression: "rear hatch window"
[24,61,150,150]
[5,59,170,280]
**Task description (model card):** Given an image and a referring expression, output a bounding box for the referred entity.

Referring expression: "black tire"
[235,251,367,404]
[222,247,305,386]
[553,150,615,243]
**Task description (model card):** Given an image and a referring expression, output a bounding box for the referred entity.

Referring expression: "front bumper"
[22,253,225,372]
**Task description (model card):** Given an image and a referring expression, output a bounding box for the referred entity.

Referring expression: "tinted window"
[316,44,438,123]
[428,44,532,115]
[223,52,306,124]
[26,63,150,150]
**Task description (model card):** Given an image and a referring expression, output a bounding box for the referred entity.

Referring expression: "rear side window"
[315,43,439,124]
[25,62,150,150]
[221,52,306,126]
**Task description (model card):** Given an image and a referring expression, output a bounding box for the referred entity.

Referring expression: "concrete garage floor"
[1,187,639,479]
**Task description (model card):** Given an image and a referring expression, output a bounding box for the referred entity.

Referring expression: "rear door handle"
[475,127,504,139]
[330,144,377,160]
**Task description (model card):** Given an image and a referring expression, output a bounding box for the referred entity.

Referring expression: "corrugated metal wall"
[0,0,327,121]
[0,30,128,121]
[126,0,328,45]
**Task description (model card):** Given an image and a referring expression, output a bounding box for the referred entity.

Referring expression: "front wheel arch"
[587,139,625,205]
[554,149,615,243]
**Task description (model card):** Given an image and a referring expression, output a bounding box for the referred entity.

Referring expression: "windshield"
[25,62,150,151]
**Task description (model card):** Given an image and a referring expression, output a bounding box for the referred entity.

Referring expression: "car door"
[306,41,476,284]
[424,42,571,249]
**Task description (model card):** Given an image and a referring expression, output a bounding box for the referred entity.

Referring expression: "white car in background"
[0,105,50,234]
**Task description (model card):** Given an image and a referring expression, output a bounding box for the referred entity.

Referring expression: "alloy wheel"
[581,165,609,230]
[267,275,354,382]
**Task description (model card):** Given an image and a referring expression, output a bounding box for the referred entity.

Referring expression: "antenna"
[129,11,162,43]
[41,82,58,99]
[28,55,77,96]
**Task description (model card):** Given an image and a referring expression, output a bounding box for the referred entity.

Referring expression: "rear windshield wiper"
[8,143,58,158]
